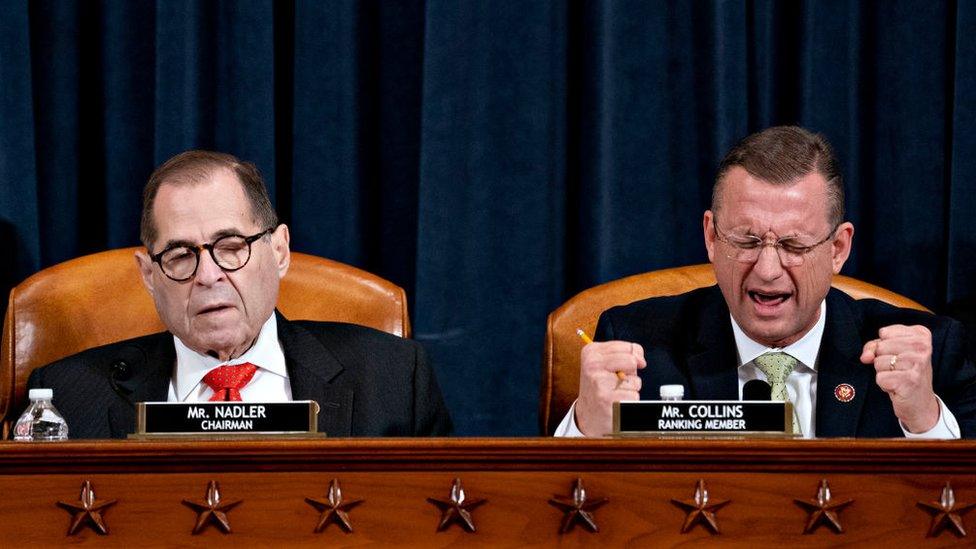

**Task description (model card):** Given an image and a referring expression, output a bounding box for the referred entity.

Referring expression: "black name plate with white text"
[135,401,320,436]
[613,400,796,436]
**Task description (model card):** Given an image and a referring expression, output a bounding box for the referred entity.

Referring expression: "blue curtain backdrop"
[1,1,974,435]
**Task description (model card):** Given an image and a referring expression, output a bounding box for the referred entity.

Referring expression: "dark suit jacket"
[944,295,976,364]
[27,313,453,439]
[596,286,976,438]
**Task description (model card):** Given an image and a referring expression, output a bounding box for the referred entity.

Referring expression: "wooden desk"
[1,438,974,546]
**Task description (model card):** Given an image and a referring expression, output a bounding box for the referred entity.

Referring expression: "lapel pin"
[834,383,855,403]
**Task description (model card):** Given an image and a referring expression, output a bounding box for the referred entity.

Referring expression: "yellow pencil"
[576,328,627,380]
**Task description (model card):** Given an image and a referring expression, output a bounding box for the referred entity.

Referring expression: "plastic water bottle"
[13,389,69,441]
[659,384,685,401]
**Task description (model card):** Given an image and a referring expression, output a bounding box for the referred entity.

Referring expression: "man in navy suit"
[28,150,451,438]
[558,126,976,438]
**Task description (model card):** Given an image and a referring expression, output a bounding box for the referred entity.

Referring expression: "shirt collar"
[730,300,827,370]
[171,313,287,401]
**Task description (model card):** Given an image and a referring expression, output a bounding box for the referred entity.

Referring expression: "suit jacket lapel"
[686,287,740,400]
[277,312,354,436]
[815,289,871,437]
[108,334,173,438]
[104,316,355,437]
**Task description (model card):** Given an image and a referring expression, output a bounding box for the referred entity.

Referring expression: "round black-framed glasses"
[149,227,275,282]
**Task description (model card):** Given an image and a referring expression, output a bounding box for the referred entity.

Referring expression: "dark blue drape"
[1,1,974,435]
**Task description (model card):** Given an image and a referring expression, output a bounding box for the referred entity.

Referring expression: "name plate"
[135,401,320,436]
[613,400,796,436]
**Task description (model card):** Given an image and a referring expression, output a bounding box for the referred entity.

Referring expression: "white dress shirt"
[167,314,292,402]
[555,300,960,438]
[732,301,825,438]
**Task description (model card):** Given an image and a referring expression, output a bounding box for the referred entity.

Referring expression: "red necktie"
[203,362,259,402]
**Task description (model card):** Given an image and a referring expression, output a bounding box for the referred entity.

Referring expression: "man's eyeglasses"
[713,219,838,267]
[149,227,275,282]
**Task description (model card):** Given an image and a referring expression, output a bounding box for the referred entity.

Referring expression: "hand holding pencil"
[576,329,626,380]
[574,327,646,436]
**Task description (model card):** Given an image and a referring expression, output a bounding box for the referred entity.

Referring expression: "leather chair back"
[540,263,930,434]
[1,248,410,424]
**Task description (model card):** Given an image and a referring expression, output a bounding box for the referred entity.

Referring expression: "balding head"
[140,150,278,250]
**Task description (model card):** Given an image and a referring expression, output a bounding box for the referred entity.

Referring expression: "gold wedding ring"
[889,355,898,371]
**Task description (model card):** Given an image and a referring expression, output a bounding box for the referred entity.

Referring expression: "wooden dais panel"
[0,438,974,546]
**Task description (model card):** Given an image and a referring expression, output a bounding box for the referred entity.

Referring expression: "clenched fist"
[860,324,940,433]
[575,340,646,436]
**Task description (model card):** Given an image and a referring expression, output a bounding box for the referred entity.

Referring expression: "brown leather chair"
[540,263,930,434]
[0,248,411,426]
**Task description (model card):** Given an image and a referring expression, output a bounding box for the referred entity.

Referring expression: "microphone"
[109,345,146,397]
[742,379,772,401]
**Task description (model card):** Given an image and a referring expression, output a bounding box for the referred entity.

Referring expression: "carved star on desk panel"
[794,479,853,534]
[182,480,243,534]
[548,478,609,534]
[305,479,363,533]
[917,482,976,537]
[57,480,117,535]
[427,477,486,533]
[671,479,730,534]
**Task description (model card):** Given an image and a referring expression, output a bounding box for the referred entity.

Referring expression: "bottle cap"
[28,388,53,400]
[659,384,684,399]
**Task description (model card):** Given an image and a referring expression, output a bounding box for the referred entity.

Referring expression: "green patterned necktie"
[753,352,802,436]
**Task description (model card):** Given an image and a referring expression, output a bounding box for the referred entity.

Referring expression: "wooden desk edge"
[0,437,974,474]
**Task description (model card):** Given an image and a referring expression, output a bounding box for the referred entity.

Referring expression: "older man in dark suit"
[558,126,976,438]
[28,150,451,438]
